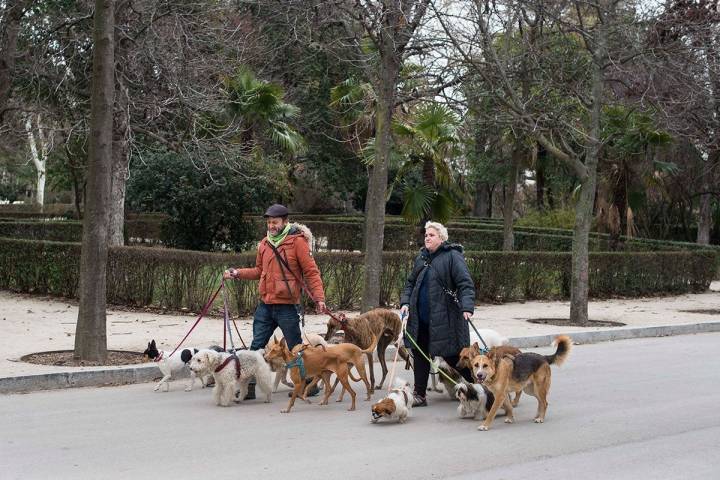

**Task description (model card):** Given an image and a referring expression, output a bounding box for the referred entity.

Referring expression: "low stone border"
[2,322,719,394]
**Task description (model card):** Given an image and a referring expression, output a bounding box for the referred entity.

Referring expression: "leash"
[221,280,247,351]
[403,328,459,387]
[168,282,224,358]
[466,317,489,353]
[386,311,409,393]
[215,354,241,379]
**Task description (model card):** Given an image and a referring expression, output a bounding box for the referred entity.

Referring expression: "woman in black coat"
[400,221,475,407]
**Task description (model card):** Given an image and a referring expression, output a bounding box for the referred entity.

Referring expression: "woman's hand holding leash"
[223,268,237,280]
[463,311,472,321]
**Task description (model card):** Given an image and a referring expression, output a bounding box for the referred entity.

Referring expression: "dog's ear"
[273,335,278,344]
[151,340,156,348]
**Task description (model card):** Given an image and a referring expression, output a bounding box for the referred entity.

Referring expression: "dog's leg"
[376,336,391,389]
[154,372,171,392]
[335,365,356,411]
[532,369,551,423]
[213,383,222,406]
[272,371,283,393]
[282,376,304,413]
[512,391,522,407]
[185,371,196,392]
[366,351,375,393]
[352,356,374,400]
[319,371,333,406]
[236,380,248,403]
[281,367,293,388]
[502,396,515,424]
[429,358,443,393]
[479,380,509,431]
[256,373,273,403]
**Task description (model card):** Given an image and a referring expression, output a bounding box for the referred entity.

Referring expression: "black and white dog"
[454,382,495,420]
[143,340,222,392]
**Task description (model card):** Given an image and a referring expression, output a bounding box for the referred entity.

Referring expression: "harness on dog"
[215,355,241,379]
[285,351,306,380]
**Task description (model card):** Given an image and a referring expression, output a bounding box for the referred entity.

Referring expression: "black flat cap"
[263,204,289,217]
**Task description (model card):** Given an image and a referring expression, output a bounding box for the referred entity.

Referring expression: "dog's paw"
[504,417,514,424]
[281,409,290,413]
[478,424,489,431]
[534,417,544,423]
[153,385,160,392]
[184,386,192,392]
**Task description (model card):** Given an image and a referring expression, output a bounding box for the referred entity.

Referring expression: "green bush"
[1,237,715,313]
[126,150,275,251]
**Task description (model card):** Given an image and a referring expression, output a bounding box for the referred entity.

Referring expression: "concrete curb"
[2,322,720,394]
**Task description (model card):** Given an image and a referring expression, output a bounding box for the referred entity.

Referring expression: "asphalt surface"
[2,333,719,479]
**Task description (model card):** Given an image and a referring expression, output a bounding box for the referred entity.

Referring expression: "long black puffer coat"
[400,242,475,357]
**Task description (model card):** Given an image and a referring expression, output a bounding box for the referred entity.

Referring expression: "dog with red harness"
[189,349,273,406]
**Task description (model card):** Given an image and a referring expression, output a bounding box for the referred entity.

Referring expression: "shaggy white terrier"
[371,378,413,424]
[265,332,327,392]
[189,349,273,406]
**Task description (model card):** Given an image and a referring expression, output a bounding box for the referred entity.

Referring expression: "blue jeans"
[250,301,302,351]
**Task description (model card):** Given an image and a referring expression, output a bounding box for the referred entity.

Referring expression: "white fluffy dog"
[430,328,509,397]
[454,382,493,420]
[371,378,413,424]
[265,332,328,392]
[189,349,273,406]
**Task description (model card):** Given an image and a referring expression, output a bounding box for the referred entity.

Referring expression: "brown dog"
[324,308,411,389]
[457,343,523,406]
[472,335,572,431]
[264,337,375,413]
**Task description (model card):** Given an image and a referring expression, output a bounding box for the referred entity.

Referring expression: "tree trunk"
[361,53,398,312]
[0,0,25,121]
[502,146,521,251]
[473,181,490,217]
[536,145,546,211]
[696,151,718,245]
[25,115,48,211]
[109,85,129,246]
[570,13,605,326]
[74,0,115,362]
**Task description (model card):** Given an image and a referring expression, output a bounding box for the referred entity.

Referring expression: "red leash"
[168,283,224,358]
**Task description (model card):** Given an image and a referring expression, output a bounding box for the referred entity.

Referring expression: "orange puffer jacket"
[235,223,325,305]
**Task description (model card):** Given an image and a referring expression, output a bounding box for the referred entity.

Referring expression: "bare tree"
[74,0,115,362]
[432,0,625,324]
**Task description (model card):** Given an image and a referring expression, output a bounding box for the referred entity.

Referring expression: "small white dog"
[143,340,220,392]
[454,382,493,420]
[430,328,509,397]
[371,378,413,424]
[265,332,328,392]
[189,349,273,406]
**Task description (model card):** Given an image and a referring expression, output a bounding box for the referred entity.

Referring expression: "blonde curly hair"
[424,221,448,242]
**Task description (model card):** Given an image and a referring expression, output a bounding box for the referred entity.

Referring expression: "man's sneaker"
[243,382,256,400]
[412,393,427,407]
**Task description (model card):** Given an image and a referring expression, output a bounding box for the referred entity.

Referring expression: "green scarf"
[267,223,292,247]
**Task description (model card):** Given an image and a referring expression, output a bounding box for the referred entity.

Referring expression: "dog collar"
[153,351,164,362]
[285,352,306,380]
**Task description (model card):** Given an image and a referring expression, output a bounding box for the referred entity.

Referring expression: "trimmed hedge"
[1,237,714,314]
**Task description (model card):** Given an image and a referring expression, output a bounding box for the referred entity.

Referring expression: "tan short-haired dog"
[472,335,572,431]
[458,343,523,406]
[264,337,376,413]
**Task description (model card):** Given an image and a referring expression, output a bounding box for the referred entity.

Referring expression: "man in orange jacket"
[224,203,326,352]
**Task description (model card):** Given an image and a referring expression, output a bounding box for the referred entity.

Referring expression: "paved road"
[2,334,719,479]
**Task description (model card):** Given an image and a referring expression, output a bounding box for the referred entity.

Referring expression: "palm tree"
[392,102,464,243]
[223,68,306,157]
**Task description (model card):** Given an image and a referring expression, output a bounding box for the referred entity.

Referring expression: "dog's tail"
[545,335,572,366]
[361,333,379,354]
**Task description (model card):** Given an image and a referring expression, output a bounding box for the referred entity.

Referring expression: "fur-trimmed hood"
[287,222,313,248]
